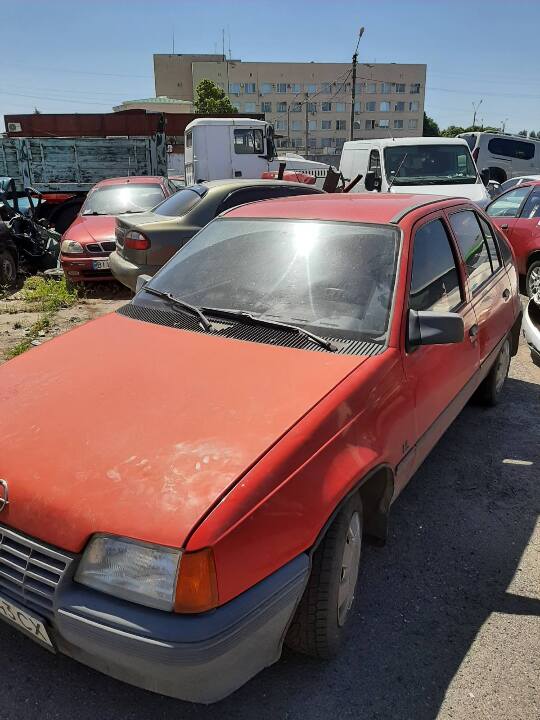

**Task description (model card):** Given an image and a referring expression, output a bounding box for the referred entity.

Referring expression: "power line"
[0,90,111,107]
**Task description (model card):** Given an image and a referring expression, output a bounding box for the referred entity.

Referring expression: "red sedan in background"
[60,176,175,284]
[486,180,540,296]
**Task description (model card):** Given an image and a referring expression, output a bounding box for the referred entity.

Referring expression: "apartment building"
[154,54,426,155]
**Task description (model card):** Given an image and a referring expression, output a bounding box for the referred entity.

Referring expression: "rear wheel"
[286,495,363,658]
[526,260,540,298]
[0,250,17,288]
[476,336,511,406]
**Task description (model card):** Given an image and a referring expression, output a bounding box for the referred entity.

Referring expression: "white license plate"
[92,259,110,270]
[0,594,54,650]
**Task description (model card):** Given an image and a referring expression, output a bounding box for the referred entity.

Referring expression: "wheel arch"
[526,250,540,271]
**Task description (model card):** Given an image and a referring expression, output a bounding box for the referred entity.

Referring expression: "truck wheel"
[286,495,363,659]
[476,336,511,406]
[0,250,17,288]
[526,260,540,297]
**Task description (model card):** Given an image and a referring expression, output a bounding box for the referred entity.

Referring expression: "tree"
[529,130,537,139]
[441,125,466,138]
[194,79,238,114]
[33,107,42,114]
[423,112,440,137]
[517,129,528,137]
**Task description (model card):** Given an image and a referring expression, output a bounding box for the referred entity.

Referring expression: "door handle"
[502,288,510,300]
[501,224,509,230]
[469,323,479,339]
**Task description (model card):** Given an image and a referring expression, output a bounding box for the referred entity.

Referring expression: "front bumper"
[3,552,309,704]
[60,254,113,283]
[523,298,540,360]
[109,251,159,292]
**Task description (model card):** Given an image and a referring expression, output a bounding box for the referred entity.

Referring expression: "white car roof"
[343,136,469,150]
[185,117,268,131]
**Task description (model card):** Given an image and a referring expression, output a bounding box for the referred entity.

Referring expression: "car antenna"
[387,152,408,191]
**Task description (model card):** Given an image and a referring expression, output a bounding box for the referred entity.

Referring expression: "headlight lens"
[61,239,84,254]
[75,535,181,611]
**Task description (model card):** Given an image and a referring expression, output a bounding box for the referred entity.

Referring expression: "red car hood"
[65,215,116,244]
[0,312,364,552]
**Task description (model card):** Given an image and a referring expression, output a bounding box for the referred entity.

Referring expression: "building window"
[277,83,287,93]
[380,101,391,112]
[260,83,273,95]
[291,120,302,131]
[381,82,393,94]
[354,100,361,113]
[232,101,241,111]
[355,82,365,94]
[394,101,405,112]
[365,120,375,130]
[365,101,376,112]
[409,100,419,112]
[291,83,302,93]
[321,119,332,130]
[308,102,317,113]
[321,138,335,148]
[244,83,256,94]
[335,102,346,112]
[261,101,272,113]
[336,138,345,150]
[291,102,302,112]
[367,82,377,93]
[275,119,285,130]
[307,83,317,94]
[229,83,241,95]
[410,83,421,94]
[321,82,332,94]
[244,102,256,112]
[308,119,317,131]
[336,120,347,131]
[322,102,332,112]
[395,83,405,93]
[277,101,287,112]
[408,119,418,129]
[378,119,390,128]
[335,82,349,94]
[234,128,264,154]
[308,137,317,148]
[394,119,404,129]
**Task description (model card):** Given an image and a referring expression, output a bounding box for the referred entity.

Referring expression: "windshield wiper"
[143,287,214,332]
[202,307,337,352]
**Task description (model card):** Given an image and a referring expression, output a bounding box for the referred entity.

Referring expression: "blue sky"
[2,0,539,134]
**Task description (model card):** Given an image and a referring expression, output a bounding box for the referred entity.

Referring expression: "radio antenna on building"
[222,28,225,60]
[228,26,232,60]
[172,28,175,54]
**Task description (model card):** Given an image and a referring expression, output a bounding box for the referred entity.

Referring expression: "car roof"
[92,176,166,188]
[343,136,469,150]
[223,193,463,225]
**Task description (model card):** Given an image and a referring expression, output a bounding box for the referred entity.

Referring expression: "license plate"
[92,259,110,270]
[0,594,55,650]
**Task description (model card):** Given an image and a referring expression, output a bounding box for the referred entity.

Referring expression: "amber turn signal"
[174,548,218,613]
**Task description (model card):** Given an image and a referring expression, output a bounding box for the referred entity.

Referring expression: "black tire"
[286,494,363,659]
[531,350,540,368]
[0,249,17,288]
[525,260,540,298]
[476,336,511,406]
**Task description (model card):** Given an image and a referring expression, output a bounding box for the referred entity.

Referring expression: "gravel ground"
[0,306,538,720]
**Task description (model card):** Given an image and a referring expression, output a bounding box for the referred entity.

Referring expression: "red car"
[486,180,540,296]
[0,194,521,703]
[60,176,175,283]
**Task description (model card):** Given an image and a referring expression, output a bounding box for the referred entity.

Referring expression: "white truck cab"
[339,136,491,203]
[184,118,330,187]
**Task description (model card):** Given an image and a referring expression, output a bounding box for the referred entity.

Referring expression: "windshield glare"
[142,218,400,342]
[384,145,478,186]
[81,184,164,215]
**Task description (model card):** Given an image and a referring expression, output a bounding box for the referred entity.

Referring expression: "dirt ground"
[0,286,538,720]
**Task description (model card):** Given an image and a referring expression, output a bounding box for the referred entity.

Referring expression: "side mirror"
[135,274,152,294]
[408,309,464,348]
[364,171,381,192]
[480,168,490,186]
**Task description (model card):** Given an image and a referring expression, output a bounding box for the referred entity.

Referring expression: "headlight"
[61,239,84,254]
[75,535,181,611]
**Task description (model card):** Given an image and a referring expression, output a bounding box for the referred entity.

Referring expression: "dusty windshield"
[81,184,165,215]
[384,145,478,186]
[140,218,400,343]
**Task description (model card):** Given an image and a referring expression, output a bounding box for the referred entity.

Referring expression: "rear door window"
[153,185,207,217]
[520,187,540,218]
[487,137,535,160]
[486,186,532,217]
[409,218,463,312]
[449,211,497,293]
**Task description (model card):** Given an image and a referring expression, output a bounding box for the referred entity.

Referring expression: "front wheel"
[476,336,511,406]
[286,495,363,659]
[0,250,17,288]
[526,260,540,298]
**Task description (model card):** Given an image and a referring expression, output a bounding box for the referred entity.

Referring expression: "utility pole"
[350,26,365,141]
[305,93,309,156]
[472,99,482,128]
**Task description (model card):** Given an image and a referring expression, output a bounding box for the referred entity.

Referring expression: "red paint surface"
[490,181,540,276]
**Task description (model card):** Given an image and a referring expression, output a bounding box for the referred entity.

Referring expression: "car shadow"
[1,377,538,720]
[76,281,132,302]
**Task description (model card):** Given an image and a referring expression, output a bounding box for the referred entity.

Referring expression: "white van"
[184,118,330,188]
[339,136,491,203]
[458,131,540,184]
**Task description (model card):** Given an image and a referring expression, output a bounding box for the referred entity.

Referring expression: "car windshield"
[384,145,478,186]
[81,184,165,215]
[140,218,400,343]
